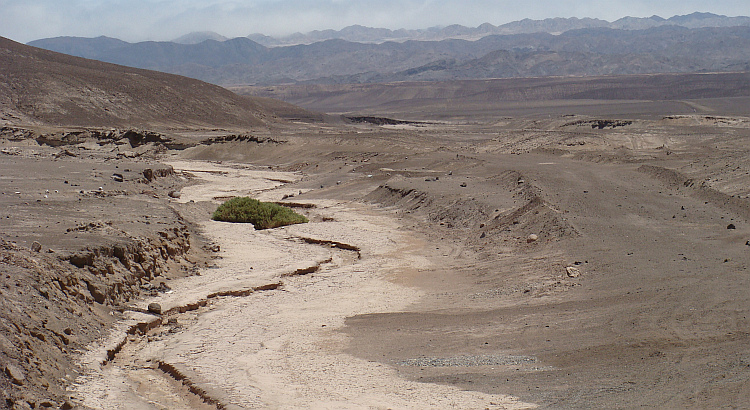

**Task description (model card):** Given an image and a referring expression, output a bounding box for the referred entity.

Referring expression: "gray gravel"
[398,355,537,367]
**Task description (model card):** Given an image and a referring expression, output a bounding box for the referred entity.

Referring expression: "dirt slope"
[233,72,750,117]
[0,37,316,129]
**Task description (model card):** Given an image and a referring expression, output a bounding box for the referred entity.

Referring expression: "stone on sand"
[147,303,162,315]
[566,266,581,278]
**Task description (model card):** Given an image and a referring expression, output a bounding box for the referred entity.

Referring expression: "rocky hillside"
[0,37,311,128]
[28,24,750,86]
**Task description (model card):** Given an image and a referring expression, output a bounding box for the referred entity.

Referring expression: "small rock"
[728,224,736,229]
[460,182,467,187]
[39,400,57,408]
[168,191,181,199]
[147,303,162,315]
[15,400,32,410]
[143,168,154,181]
[527,234,539,243]
[112,173,124,182]
[5,364,25,385]
[38,287,49,299]
[87,283,106,304]
[30,241,42,252]
[61,401,74,410]
[480,232,486,239]
[566,266,581,278]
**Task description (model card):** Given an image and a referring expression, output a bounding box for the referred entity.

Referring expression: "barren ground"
[3,95,750,409]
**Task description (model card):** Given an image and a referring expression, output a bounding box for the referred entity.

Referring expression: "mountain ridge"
[26,23,750,87]
[248,12,750,46]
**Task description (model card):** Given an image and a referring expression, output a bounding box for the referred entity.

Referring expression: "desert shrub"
[211,197,308,229]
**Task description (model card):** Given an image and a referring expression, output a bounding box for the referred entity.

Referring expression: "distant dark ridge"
[346,116,424,126]
[27,24,750,86]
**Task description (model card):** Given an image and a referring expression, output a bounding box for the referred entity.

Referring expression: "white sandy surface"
[70,160,534,409]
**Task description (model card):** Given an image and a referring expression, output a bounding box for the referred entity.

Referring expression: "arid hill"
[0,36,314,129]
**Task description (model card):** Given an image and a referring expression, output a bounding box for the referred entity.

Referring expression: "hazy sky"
[1,0,747,43]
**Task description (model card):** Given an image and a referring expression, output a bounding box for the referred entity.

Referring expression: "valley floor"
[4,106,750,409]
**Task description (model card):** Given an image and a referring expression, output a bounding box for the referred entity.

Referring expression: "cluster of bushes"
[211,197,308,229]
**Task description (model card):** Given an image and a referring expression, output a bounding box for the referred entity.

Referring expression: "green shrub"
[211,197,308,229]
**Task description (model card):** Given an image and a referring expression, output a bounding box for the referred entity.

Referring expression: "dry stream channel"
[69,160,535,409]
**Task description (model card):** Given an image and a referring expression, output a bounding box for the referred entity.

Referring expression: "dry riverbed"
[69,160,534,409]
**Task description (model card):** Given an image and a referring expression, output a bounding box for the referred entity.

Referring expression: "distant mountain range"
[242,12,750,46]
[27,13,750,87]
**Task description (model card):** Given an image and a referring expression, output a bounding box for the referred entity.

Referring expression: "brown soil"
[3,37,750,408]
[3,102,750,408]
[0,36,321,129]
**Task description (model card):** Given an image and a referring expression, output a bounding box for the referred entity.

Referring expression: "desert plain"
[2,36,750,409]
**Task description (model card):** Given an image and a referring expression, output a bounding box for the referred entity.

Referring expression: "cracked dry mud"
[70,160,533,409]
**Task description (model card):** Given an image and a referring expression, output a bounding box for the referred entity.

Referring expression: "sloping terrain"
[234,72,750,118]
[28,25,750,86]
[0,37,314,128]
[0,36,319,409]
[6,13,750,409]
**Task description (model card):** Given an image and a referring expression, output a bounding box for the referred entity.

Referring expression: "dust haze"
[2,0,748,42]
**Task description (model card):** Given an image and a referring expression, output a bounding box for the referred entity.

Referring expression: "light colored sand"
[71,160,535,409]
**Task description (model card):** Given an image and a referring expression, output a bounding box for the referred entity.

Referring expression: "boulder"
[5,364,25,385]
[147,303,162,315]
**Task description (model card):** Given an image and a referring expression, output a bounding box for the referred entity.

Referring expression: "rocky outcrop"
[58,224,191,306]
[365,170,579,248]
[0,214,197,408]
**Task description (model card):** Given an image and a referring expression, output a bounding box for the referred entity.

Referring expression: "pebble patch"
[399,355,537,367]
